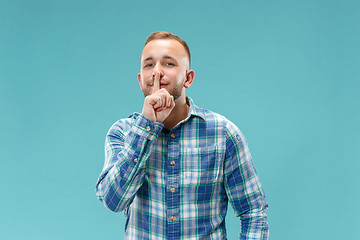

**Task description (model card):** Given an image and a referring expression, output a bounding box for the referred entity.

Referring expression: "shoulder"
[195,105,248,147]
[195,105,243,134]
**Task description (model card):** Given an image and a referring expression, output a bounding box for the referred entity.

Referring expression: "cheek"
[166,69,183,80]
[140,72,152,83]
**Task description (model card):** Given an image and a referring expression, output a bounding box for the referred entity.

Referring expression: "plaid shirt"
[96,97,268,239]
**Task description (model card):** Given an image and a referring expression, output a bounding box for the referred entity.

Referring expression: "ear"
[184,70,195,88]
[137,72,143,91]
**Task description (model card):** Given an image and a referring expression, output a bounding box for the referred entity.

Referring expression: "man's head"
[145,31,191,67]
[138,31,195,100]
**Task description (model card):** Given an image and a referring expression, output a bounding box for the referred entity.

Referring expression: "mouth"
[149,83,168,88]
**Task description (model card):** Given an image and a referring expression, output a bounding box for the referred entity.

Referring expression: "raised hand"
[141,72,175,123]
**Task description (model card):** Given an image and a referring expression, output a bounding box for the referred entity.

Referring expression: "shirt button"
[171,216,176,221]
[170,133,175,138]
[170,160,175,165]
[170,188,175,193]
[134,158,138,163]
[146,126,151,131]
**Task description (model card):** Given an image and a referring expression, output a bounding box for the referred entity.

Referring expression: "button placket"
[166,130,180,233]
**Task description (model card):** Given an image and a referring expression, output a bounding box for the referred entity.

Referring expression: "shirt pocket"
[182,146,222,185]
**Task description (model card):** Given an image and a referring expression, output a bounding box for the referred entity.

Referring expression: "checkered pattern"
[96,97,268,239]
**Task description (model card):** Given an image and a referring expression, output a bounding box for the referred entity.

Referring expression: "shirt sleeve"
[223,121,269,239]
[95,113,163,212]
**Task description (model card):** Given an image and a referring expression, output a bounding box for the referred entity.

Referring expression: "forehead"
[141,39,188,61]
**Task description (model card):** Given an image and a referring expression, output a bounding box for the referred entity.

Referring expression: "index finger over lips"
[153,72,160,92]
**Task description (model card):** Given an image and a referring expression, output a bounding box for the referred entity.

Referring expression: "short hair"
[145,31,191,66]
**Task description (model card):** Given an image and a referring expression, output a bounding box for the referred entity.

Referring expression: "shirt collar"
[186,97,206,120]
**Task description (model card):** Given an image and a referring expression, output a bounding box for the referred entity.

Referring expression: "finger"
[153,72,160,92]
[158,91,170,109]
[153,95,162,109]
[166,93,172,107]
[170,95,175,108]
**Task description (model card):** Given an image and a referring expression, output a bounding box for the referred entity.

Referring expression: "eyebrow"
[143,57,153,62]
[163,55,176,61]
[142,55,177,62]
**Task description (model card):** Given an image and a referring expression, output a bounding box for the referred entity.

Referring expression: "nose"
[153,64,164,79]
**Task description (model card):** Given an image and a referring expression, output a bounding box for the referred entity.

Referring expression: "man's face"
[138,39,190,100]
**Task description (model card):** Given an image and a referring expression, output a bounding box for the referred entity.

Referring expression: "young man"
[96,32,269,239]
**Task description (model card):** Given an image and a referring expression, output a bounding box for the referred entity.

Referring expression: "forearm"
[96,144,147,212]
[239,206,269,240]
[96,113,163,212]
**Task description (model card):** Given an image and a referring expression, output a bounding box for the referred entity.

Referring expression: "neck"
[162,96,189,130]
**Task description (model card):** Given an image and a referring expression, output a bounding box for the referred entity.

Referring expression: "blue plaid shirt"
[96,97,268,239]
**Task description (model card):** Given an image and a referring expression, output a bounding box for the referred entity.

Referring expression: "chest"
[146,124,226,185]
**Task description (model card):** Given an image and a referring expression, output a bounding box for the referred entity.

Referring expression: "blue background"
[1,0,359,239]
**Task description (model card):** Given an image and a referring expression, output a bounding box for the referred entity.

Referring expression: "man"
[96,31,269,239]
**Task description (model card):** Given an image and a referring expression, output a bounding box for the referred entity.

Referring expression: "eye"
[144,63,153,68]
[165,62,174,66]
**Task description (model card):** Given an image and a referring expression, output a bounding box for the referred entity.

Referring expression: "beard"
[168,83,183,100]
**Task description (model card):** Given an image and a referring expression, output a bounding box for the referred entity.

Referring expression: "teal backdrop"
[1,0,359,239]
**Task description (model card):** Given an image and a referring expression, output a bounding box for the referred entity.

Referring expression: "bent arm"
[95,113,163,212]
[224,122,269,239]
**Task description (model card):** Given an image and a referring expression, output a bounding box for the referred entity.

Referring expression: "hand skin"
[141,71,175,123]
